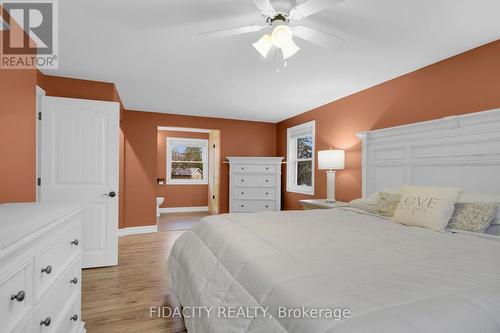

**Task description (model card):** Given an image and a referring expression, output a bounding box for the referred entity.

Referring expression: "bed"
[167,109,500,332]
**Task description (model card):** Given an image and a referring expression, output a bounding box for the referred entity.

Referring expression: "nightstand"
[299,199,349,210]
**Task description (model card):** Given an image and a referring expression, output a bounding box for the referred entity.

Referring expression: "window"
[166,138,208,184]
[287,121,315,195]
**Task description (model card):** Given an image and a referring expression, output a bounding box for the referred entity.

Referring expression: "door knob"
[103,191,116,197]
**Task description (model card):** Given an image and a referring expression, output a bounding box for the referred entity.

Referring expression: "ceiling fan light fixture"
[252,34,273,58]
[271,25,293,48]
[281,39,300,60]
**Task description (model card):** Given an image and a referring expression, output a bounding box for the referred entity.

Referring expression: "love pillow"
[393,185,463,232]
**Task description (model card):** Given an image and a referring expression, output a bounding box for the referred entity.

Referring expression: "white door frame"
[35,85,46,202]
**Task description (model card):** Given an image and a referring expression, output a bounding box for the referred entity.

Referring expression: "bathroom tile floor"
[157,212,211,231]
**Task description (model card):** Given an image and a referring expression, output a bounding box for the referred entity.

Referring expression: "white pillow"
[349,191,381,212]
[393,185,463,232]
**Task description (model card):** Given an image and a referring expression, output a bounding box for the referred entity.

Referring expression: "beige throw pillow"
[375,192,401,217]
[447,202,497,233]
[393,186,463,231]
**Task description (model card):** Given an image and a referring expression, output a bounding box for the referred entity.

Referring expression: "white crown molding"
[118,225,158,237]
[159,206,209,213]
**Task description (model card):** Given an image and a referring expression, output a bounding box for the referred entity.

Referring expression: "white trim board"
[159,206,209,213]
[158,126,212,133]
[118,225,158,237]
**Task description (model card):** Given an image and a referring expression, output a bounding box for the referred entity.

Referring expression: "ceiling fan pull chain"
[275,49,280,73]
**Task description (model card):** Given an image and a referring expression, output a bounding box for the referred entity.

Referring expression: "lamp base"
[326,170,336,202]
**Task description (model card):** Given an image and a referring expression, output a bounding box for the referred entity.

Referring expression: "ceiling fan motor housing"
[267,13,289,26]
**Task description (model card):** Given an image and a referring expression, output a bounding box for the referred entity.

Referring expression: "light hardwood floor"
[82,231,187,333]
[157,212,211,231]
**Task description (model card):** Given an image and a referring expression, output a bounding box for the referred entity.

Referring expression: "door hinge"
[38,112,42,120]
[37,178,41,186]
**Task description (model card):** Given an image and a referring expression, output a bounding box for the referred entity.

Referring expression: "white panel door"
[40,96,119,268]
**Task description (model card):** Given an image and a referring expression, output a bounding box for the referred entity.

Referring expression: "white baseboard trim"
[159,206,209,213]
[118,225,158,237]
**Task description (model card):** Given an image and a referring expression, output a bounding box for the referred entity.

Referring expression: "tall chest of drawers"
[0,203,87,333]
[228,157,284,213]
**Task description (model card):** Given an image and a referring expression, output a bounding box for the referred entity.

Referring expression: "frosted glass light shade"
[253,34,273,58]
[318,149,345,170]
[281,39,300,60]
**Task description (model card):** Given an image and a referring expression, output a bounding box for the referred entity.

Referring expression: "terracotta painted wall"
[0,8,38,203]
[157,130,209,208]
[122,110,276,228]
[0,69,37,202]
[277,40,500,210]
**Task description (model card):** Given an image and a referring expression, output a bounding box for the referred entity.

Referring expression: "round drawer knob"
[241,167,244,170]
[71,239,79,246]
[265,192,269,195]
[41,265,52,274]
[241,205,244,208]
[265,179,269,182]
[70,277,78,284]
[71,314,78,321]
[241,192,244,195]
[265,205,269,208]
[10,290,25,302]
[40,317,51,326]
[241,179,244,182]
[265,167,269,170]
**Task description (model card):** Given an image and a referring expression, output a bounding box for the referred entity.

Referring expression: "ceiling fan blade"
[289,0,344,20]
[199,25,268,38]
[250,0,276,17]
[291,26,344,48]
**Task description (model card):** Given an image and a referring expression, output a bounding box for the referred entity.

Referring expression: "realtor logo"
[1,0,58,69]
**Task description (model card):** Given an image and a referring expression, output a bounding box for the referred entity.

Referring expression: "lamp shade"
[318,149,345,170]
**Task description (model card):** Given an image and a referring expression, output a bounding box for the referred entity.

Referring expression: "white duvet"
[167,208,500,333]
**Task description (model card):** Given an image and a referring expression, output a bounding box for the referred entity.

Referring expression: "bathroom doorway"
[156,126,220,230]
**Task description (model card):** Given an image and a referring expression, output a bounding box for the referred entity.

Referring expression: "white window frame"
[286,120,315,195]
[166,137,208,185]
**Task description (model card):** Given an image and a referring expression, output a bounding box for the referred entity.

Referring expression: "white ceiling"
[44,0,500,123]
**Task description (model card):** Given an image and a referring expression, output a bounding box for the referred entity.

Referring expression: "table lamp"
[318,149,345,203]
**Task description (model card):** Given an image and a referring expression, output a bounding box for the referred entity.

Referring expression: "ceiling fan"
[199,0,345,62]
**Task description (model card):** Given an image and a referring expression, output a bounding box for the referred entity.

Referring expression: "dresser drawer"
[234,174,275,187]
[34,226,81,300]
[0,261,33,333]
[53,294,81,333]
[36,258,80,333]
[233,200,276,212]
[234,164,276,174]
[234,187,275,200]
[12,313,33,333]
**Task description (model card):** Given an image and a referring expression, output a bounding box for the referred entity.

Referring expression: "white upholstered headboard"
[356,108,500,198]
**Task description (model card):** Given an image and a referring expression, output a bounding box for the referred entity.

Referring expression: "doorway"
[156,126,220,231]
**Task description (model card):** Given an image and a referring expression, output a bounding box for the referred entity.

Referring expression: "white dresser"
[0,203,88,333]
[228,157,284,213]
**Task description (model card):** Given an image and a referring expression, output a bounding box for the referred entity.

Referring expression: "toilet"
[156,197,164,217]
